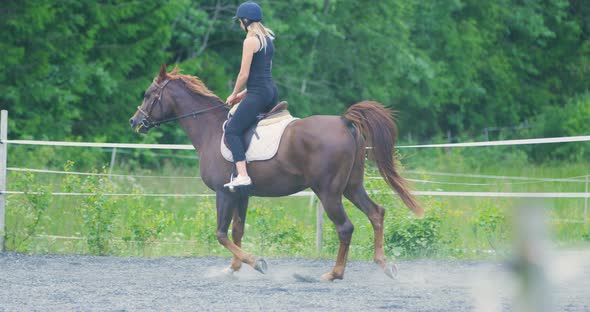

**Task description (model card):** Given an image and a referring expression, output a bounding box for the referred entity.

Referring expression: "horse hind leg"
[315,191,354,281]
[344,184,396,278]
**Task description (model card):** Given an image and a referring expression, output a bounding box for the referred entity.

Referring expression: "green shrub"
[362,161,444,258]
[583,222,590,241]
[268,213,308,256]
[472,205,508,251]
[63,162,119,255]
[249,204,309,256]
[385,207,443,257]
[528,93,590,162]
[122,194,175,256]
[184,198,218,253]
[5,172,52,252]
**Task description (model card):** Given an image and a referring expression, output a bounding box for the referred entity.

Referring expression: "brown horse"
[129,64,423,281]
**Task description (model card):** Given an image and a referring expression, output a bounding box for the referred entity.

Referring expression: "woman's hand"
[226,90,247,105]
[236,90,247,102]
[226,93,238,105]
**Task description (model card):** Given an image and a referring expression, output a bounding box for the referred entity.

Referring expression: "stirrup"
[224,175,252,190]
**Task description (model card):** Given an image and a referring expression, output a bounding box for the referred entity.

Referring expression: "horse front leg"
[216,191,267,274]
[228,196,249,273]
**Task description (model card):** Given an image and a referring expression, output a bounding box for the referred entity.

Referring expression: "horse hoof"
[221,266,238,276]
[385,264,398,279]
[212,266,237,280]
[320,272,334,282]
[320,271,343,282]
[254,258,268,274]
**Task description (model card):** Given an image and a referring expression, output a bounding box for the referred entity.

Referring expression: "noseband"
[137,78,226,130]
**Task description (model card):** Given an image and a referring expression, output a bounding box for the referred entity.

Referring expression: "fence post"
[0,110,7,252]
[316,199,323,253]
[308,193,314,210]
[585,176,589,222]
[445,130,452,153]
[108,147,117,177]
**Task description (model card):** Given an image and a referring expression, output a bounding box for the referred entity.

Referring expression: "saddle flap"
[222,120,257,152]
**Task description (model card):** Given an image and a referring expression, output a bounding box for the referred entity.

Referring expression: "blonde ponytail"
[247,22,275,51]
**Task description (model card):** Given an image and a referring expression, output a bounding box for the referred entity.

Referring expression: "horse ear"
[170,64,180,76]
[158,64,167,81]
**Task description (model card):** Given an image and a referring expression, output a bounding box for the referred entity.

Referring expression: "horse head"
[130,64,226,134]
[129,64,177,134]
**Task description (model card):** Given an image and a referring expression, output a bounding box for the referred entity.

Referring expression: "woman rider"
[224,2,279,188]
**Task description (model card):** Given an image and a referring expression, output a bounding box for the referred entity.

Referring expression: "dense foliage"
[1,0,589,158]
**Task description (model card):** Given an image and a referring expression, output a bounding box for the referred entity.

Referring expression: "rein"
[137,79,227,130]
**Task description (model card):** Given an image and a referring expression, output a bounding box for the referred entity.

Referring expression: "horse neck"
[174,93,227,152]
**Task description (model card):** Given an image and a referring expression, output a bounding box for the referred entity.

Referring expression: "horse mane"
[159,65,222,102]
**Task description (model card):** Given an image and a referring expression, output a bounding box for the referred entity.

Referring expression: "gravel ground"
[1,252,589,311]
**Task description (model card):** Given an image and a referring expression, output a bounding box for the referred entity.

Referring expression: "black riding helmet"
[233,2,263,31]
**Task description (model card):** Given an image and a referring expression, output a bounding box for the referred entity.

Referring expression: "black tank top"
[246,36,274,89]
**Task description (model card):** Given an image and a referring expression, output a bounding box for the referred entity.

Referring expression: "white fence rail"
[1,109,589,252]
[5,135,590,149]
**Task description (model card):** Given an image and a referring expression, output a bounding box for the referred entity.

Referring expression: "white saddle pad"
[221,117,298,162]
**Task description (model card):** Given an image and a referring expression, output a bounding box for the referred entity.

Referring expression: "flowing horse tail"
[343,101,424,217]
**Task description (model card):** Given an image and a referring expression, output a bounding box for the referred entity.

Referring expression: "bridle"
[137,78,227,130]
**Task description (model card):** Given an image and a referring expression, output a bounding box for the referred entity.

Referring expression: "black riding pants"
[225,83,278,162]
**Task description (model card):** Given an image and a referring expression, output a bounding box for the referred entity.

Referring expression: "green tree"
[1,0,181,143]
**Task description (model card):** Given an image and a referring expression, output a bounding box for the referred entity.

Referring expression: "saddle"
[221,101,298,162]
[228,101,289,121]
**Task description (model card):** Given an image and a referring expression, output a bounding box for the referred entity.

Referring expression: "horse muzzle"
[129,117,150,134]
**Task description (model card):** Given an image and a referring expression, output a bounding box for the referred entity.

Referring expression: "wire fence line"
[406,178,585,187]
[100,148,200,160]
[3,191,217,197]
[7,167,200,179]
[5,167,589,197]
[406,170,589,183]
[2,140,196,150]
[8,167,589,187]
[4,190,589,199]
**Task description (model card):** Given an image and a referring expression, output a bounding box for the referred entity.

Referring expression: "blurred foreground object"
[513,200,553,312]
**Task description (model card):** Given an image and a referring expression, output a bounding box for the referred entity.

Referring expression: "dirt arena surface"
[1,252,588,311]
